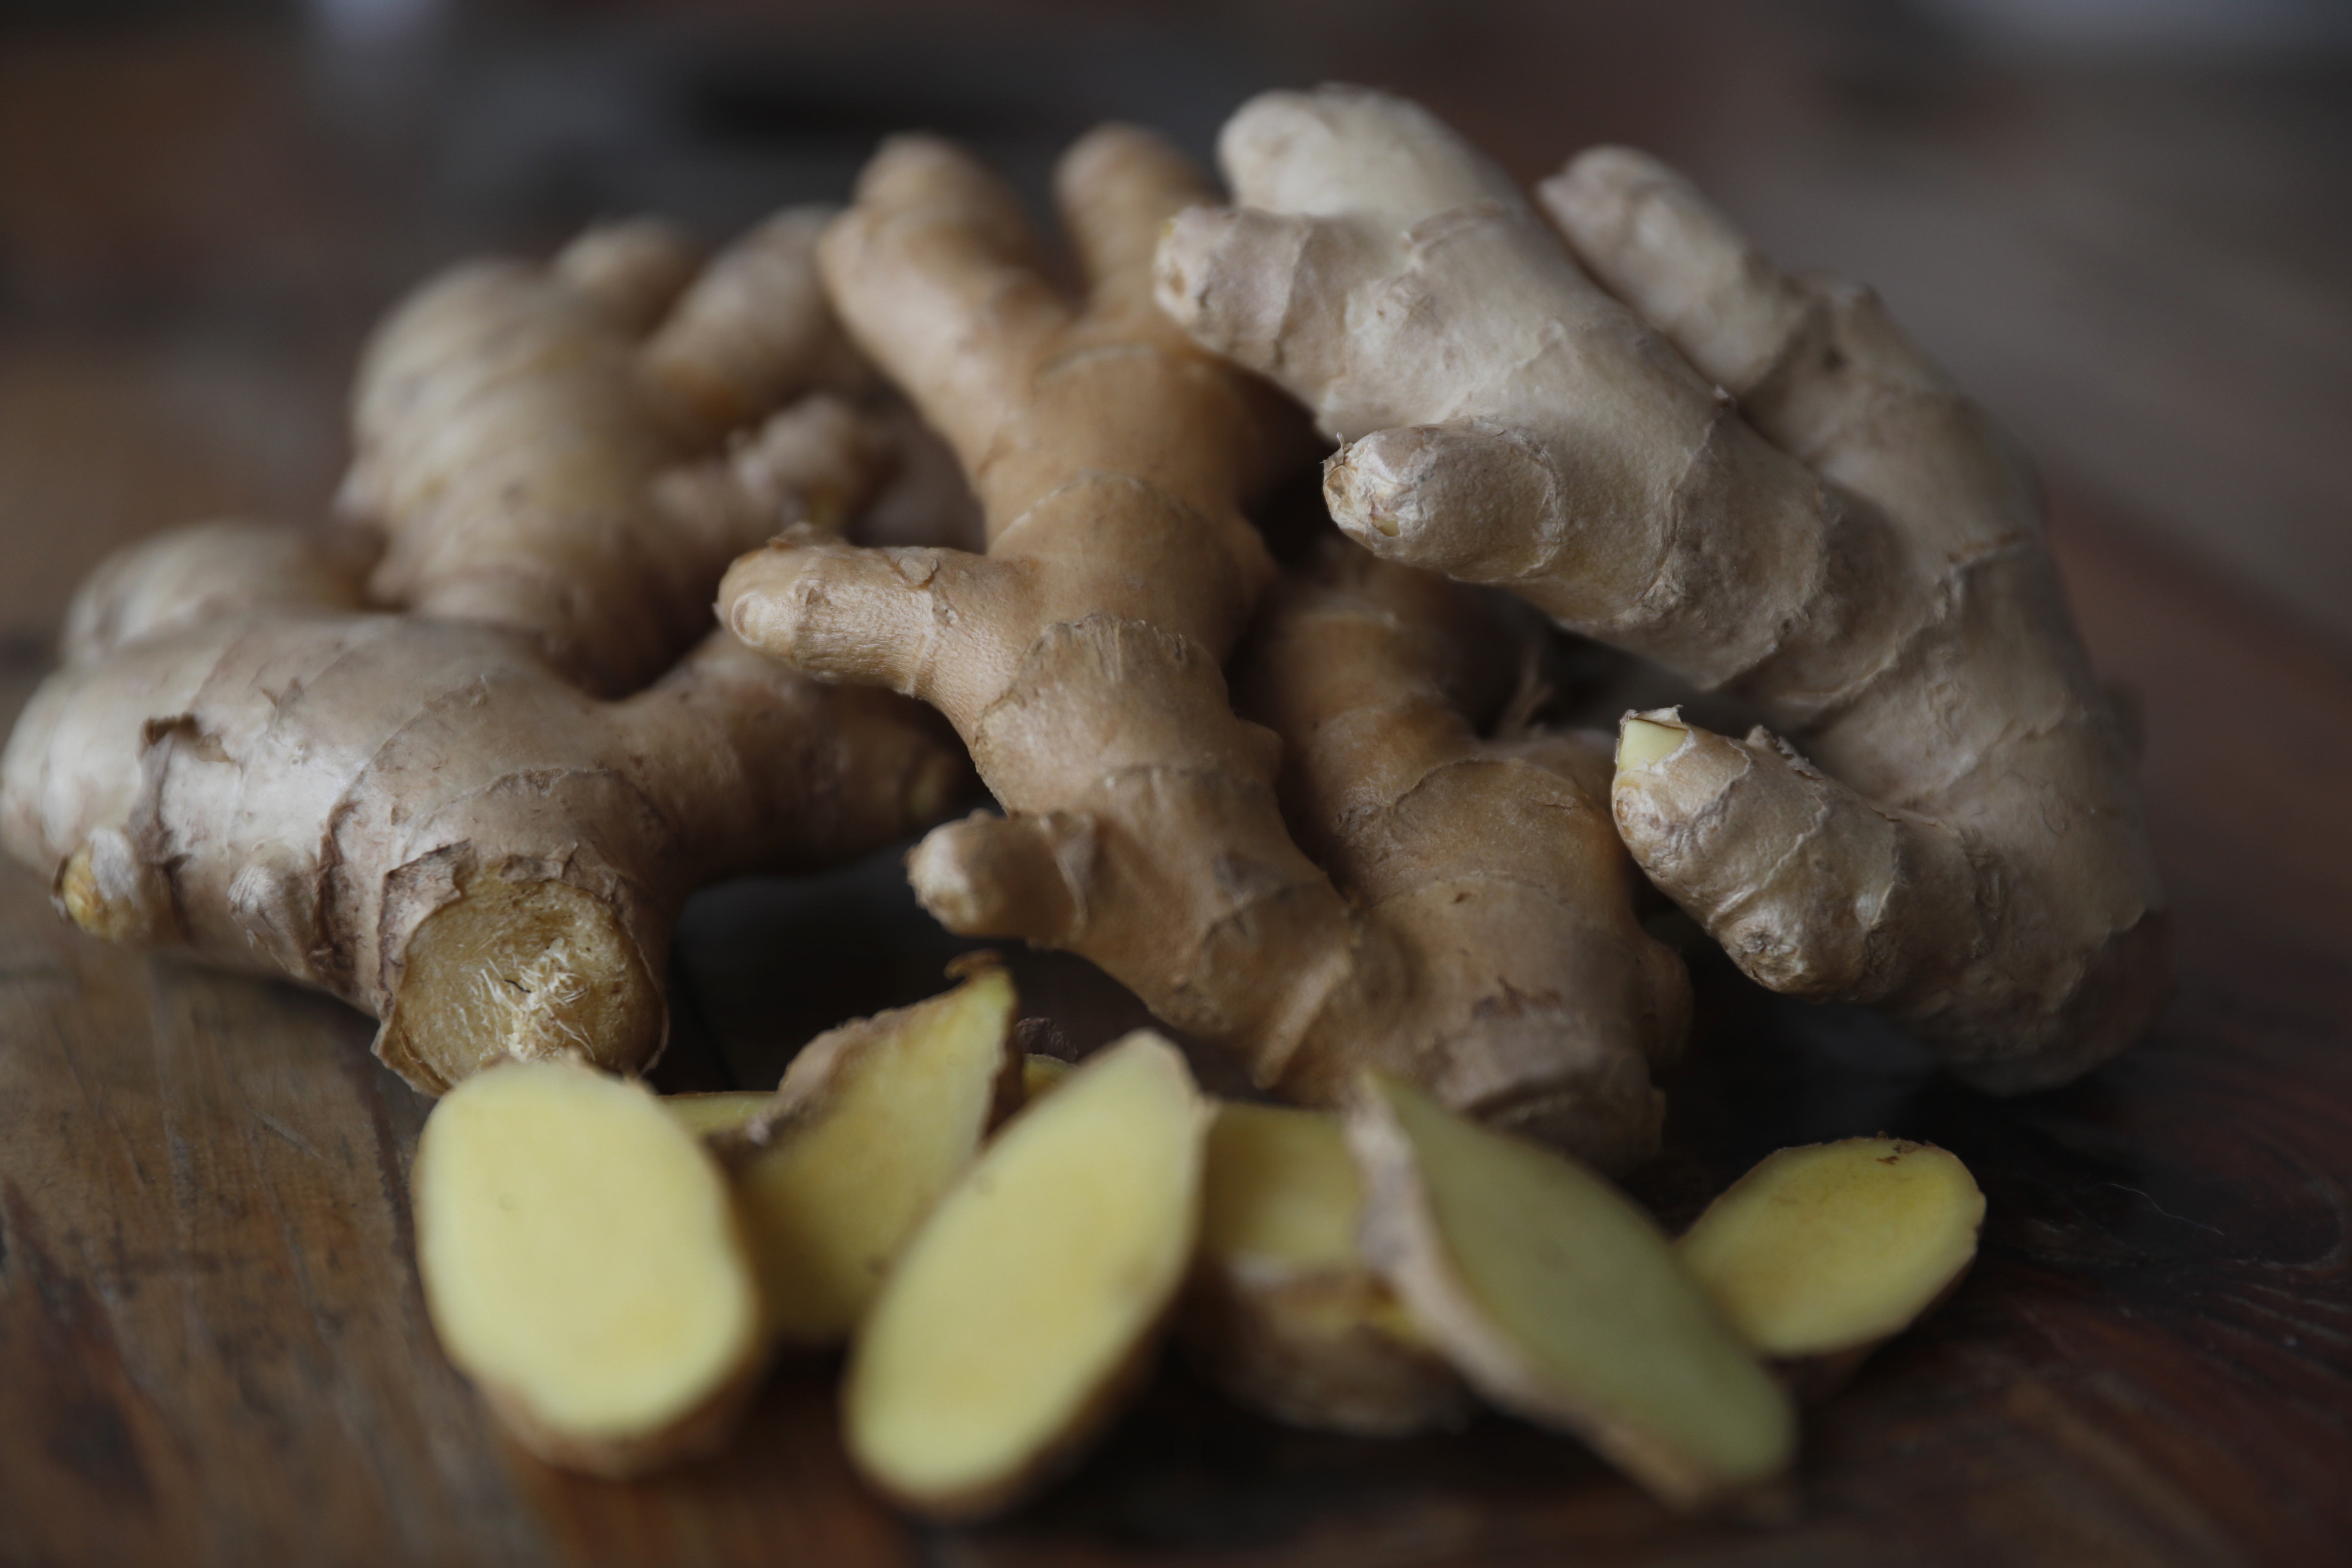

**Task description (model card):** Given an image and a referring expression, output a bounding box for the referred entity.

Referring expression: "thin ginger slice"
[1678,1137,1983,1397]
[845,1031,1209,1519]
[1348,1074,1794,1510]
[1185,1101,1468,1436]
[729,966,1020,1345]
[413,1059,764,1477]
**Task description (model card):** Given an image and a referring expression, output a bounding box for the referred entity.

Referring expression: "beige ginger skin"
[341,208,868,696]
[721,125,1684,1163]
[1,215,962,1093]
[1157,86,2168,1090]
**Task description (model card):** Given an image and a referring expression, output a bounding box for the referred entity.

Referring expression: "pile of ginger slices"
[414,961,1984,1517]
[7,80,2173,1522]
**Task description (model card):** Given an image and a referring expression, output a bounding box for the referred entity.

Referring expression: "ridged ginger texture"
[1157,86,2167,1091]
[1,215,961,1092]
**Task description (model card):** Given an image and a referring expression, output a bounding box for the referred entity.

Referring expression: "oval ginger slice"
[845,1031,1208,1519]
[413,1060,764,1477]
[1348,1073,1794,1510]
[1678,1137,1984,1396]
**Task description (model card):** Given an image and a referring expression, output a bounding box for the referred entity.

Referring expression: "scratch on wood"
[351,1048,420,1293]
[2086,1182,2223,1236]
[253,1110,323,1163]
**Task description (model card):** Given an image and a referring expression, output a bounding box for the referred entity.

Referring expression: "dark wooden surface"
[5,7,2350,1565]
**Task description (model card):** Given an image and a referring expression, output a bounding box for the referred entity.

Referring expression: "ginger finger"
[1678,1137,1984,1402]
[1347,1072,1795,1511]
[343,207,864,695]
[1242,544,1687,1159]
[844,1031,1209,1519]
[58,517,374,667]
[412,1059,766,1478]
[1156,85,2167,1090]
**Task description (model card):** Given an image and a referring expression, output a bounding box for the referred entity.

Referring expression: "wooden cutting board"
[4,502,2349,1567]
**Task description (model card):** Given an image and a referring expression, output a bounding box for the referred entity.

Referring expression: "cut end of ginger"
[1348,1072,1794,1510]
[413,1059,763,1477]
[734,964,1019,1346]
[1615,712,1687,771]
[845,1030,1208,1519]
[382,874,664,1095]
[1679,1137,1984,1366]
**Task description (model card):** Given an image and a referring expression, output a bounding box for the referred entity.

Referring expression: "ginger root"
[1184,1100,1470,1436]
[412,1059,766,1477]
[1157,85,2167,1091]
[845,1030,1210,1519]
[1348,1073,1794,1510]
[1,211,977,1092]
[1679,1137,1984,1400]
[720,124,1681,1166]
[2,407,959,1093]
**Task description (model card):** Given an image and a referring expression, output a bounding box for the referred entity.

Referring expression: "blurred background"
[3,0,2348,665]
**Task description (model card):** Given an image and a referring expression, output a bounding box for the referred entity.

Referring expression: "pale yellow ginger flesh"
[1680,1138,1984,1369]
[1348,1074,1794,1510]
[1156,85,2167,1092]
[412,1060,763,1478]
[731,967,1019,1345]
[720,124,1683,1164]
[1020,1053,1074,1102]
[662,1091,773,1139]
[1186,1101,1468,1436]
[1201,1102,1365,1266]
[1615,717,1687,772]
[845,1032,1209,1519]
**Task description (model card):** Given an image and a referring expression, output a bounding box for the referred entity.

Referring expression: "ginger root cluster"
[2,82,2154,1524]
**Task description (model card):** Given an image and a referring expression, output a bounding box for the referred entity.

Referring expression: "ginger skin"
[721,126,1681,1164]
[1157,86,2167,1090]
[1240,544,1687,1161]
[3,214,968,1092]
[3,403,960,1094]
[341,209,867,696]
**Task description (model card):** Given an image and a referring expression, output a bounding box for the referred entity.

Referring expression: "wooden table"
[5,10,2349,1565]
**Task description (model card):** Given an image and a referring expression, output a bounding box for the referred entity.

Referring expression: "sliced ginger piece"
[1185,1101,1468,1436]
[412,1059,764,1477]
[729,966,1020,1346]
[845,1031,1209,1519]
[1679,1137,1984,1399]
[1348,1073,1794,1510]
